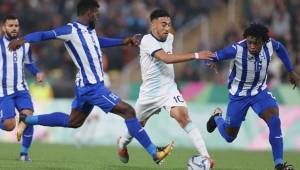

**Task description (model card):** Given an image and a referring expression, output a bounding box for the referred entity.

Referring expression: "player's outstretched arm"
[99,34,142,48]
[288,71,299,89]
[154,50,214,64]
[9,31,56,51]
[271,39,299,89]
[9,25,72,51]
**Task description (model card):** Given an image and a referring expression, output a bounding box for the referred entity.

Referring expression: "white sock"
[118,131,133,149]
[184,122,210,157]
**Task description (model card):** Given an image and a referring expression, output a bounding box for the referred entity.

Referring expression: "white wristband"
[194,52,199,59]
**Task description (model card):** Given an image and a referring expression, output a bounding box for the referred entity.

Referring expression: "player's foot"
[19,153,31,162]
[206,157,215,169]
[275,162,294,170]
[153,141,175,165]
[206,107,222,133]
[17,113,27,141]
[117,137,129,163]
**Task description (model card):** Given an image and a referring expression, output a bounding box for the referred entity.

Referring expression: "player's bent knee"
[225,136,236,143]
[68,121,83,128]
[123,105,136,118]
[3,122,16,131]
[225,127,238,143]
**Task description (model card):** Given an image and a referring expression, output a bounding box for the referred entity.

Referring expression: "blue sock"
[25,112,69,127]
[214,116,235,143]
[125,118,156,158]
[267,115,283,166]
[21,125,33,155]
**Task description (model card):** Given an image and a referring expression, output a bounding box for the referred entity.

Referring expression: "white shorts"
[135,88,187,121]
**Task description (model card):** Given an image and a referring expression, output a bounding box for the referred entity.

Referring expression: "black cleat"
[275,162,294,170]
[206,107,222,133]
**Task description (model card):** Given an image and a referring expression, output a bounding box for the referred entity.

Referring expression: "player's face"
[2,19,19,39]
[246,36,263,55]
[152,17,171,41]
[87,7,100,29]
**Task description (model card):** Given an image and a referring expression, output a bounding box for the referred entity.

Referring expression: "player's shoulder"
[167,33,174,40]
[24,42,31,50]
[235,39,247,47]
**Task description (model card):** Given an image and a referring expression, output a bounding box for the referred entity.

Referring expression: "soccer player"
[117,9,214,167]
[0,15,44,161]
[9,0,173,164]
[206,23,299,170]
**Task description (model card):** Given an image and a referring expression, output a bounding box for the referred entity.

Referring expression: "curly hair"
[243,23,269,43]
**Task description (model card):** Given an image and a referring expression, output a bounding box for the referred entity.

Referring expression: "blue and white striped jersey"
[214,38,293,96]
[24,21,124,87]
[0,36,34,97]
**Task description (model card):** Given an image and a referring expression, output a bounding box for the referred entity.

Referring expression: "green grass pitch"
[0,143,299,170]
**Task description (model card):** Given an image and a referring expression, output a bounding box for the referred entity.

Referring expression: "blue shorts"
[0,90,33,123]
[225,89,278,128]
[71,82,121,114]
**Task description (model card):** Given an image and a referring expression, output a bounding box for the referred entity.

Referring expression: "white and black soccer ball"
[187,155,211,170]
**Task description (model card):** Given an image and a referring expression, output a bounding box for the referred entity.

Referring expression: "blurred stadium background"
[0,0,300,169]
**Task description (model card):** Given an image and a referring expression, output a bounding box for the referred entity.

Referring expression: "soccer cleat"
[117,137,129,163]
[153,141,175,165]
[206,107,222,133]
[17,113,27,141]
[207,157,215,169]
[275,162,294,170]
[19,153,31,162]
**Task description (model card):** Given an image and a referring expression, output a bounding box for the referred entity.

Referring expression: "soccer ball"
[187,155,211,170]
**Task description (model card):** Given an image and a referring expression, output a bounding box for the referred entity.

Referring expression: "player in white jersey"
[9,0,174,164]
[206,23,299,170]
[117,9,214,168]
[0,15,44,161]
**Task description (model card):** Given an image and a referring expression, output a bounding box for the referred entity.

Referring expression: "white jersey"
[138,33,177,99]
[0,36,32,97]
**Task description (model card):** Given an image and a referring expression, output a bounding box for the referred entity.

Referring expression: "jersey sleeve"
[213,44,237,61]
[24,24,72,43]
[23,45,34,64]
[98,37,123,48]
[271,39,294,72]
[141,36,162,57]
[24,45,40,75]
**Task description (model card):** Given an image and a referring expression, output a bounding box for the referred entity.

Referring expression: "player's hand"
[35,72,44,83]
[288,71,300,89]
[123,34,142,46]
[8,38,26,51]
[205,60,219,74]
[196,51,214,60]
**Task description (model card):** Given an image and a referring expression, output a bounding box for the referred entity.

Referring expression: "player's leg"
[170,106,210,157]
[117,101,157,163]
[252,90,293,170]
[207,95,250,143]
[0,96,16,131]
[20,91,92,128]
[111,100,174,164]
[19,109,33,161]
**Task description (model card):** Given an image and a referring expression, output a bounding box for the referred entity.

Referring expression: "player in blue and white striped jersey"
[0,15,44,161]
[206,23,299,170]
[9,0,173,164]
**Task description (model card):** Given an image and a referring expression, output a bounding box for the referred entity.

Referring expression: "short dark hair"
[150,9,170,21]
[2,14,18,24]
[243,23,269,43]
[77,0,99,16]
